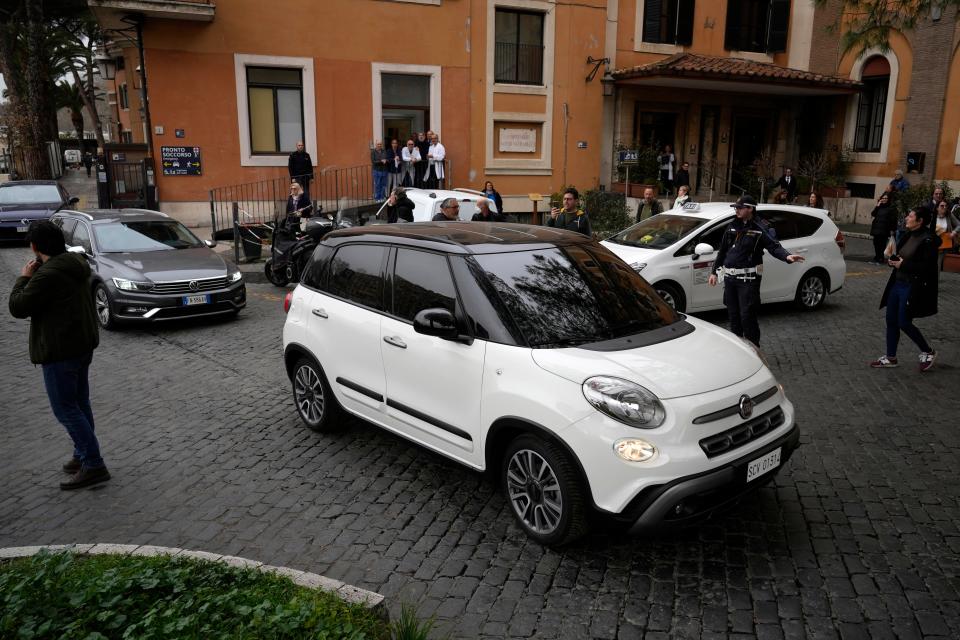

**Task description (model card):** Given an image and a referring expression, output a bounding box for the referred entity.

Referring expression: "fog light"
[125,306,149,313]
[614,438,657,462]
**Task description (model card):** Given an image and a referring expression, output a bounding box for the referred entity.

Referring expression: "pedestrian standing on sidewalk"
[871,207,939,372]
[371,141,389,201]
[869,192,897,264]
[8,220,108,490]
[82,151,93,178]
[547,187,592,237]
[708,195,805,347]
[288,142,313,199]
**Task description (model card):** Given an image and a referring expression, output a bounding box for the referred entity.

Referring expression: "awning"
[611,53,860,96]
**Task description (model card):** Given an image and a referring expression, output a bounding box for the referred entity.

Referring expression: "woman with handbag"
[869,192,897,264]
[933,200,959,270]
[870,207,939,372]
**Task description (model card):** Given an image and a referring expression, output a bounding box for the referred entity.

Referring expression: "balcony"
[87,0,215,30]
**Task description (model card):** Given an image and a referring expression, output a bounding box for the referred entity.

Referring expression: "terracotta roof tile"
[611,53,860,89]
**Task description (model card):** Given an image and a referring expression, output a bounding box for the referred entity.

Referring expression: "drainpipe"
[131,15,154,159]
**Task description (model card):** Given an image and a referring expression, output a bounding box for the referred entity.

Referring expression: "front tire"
[292,357,342,432]
[795,271,827,310]
[502,435,588,546]
[655,282,686,312]
[93,283,116,330]
[264,259,289,286]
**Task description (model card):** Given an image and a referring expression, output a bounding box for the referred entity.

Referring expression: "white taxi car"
[282,222,800,545]
[372,188,499,222]
[602,202,846,312]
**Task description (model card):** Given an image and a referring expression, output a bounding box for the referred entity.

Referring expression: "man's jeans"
[41,353,104,469]
[373,170,388,200]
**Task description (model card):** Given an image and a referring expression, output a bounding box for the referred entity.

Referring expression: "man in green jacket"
[9,220,108,490]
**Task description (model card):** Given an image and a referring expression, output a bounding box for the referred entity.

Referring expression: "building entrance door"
[381,73,430,143]
[729,115,768,194]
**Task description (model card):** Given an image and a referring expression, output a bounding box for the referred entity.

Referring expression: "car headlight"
[582,376,665,429]
[228,270,243,283]
[630,261,646,272]
[111,277,154,291]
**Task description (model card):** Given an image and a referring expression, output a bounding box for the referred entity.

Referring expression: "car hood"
[99,247,229,281]
[599,240,663,264]
[0,204,57,220]
[530,318,763,399]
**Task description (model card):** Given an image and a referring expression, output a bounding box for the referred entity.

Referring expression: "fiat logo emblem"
[188,280,199,291]
[738,394,754,419]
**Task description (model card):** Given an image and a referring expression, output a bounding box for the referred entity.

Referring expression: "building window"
[494,8,544,85]
[854,57,890,153]
[724,0,790,53]
[120,131,133,144]
[118,83,129,110]
[246,66,304,154]
[642,0,695,46]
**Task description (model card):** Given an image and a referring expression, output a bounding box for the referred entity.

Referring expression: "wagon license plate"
[746,448,781,482]
[16,226,29,233]
[182,294,210,306]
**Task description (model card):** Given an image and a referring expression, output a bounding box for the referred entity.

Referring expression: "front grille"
[699,407,785,458]
[149,276,228,295]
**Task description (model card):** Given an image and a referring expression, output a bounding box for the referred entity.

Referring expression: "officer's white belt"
[722,266,760,275]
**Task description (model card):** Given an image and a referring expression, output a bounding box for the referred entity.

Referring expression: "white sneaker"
[919,351,937,372]
[869,355,899,368]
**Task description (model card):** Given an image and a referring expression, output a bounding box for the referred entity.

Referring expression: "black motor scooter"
[264,206,351,286]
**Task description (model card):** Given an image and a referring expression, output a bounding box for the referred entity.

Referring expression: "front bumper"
[621,423,800,533]
[0,219,44,240]
[109,282,246,321]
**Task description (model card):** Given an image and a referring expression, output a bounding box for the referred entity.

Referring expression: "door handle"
[311,308,328,318]
[383,335,407,349]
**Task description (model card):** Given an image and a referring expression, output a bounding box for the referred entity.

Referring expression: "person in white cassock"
[427,133,446,189]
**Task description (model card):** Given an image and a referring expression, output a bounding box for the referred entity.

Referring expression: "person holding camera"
[870,207,939,371]
[384,188,414,223]
[546,187,591,236]
[8,220,107,490]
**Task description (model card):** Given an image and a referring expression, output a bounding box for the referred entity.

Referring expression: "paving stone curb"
[0,544,386,617]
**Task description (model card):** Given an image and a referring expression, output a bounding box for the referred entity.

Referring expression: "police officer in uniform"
[707,195,805,347]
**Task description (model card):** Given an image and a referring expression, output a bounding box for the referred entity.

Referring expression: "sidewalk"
[57,167,98,209]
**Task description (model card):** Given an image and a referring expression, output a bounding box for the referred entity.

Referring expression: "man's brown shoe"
[60,466,110,490]
[62,458,81,474]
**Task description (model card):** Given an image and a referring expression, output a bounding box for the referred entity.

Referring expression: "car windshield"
[474,245,679,348]
[93,221,204,252]
[606,214,709,250]
[0,184,62,205]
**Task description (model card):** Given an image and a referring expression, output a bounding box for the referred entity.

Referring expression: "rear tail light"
[283,292,293,313]
[835,230,845,253]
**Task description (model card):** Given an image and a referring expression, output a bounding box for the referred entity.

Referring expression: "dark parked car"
[51,209,246,329]
[0,180,76,241]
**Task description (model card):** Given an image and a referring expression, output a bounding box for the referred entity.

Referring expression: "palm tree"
[55,80,85,143]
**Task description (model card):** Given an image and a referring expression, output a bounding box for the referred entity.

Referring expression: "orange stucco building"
[88,0,960,226]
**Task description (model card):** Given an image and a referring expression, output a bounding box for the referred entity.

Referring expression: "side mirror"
[413,307,460,340]
[693,242,715,259]
[66,245,85,254]
[68,196,80,205]
[204,239,217,248]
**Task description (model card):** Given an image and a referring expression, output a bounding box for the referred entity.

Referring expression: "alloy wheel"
[94,286,111,326]
[294,364,325,425]
[506,448,563,535]
[800,275,825,308]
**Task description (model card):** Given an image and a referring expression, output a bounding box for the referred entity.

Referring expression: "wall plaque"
[498,128,537,153]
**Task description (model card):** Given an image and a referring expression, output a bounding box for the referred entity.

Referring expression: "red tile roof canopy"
[611,53,861,91]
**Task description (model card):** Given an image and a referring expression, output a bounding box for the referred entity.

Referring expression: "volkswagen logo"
[188,280,199,291]
[21,218,31,225]
[738,394,754,419]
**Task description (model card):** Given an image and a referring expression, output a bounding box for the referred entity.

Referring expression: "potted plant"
[612,142,661,197]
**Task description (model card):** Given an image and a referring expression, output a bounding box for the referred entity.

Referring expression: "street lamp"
[601,74,616,98]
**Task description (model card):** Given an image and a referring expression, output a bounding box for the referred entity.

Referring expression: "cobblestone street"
[2,241,958,639]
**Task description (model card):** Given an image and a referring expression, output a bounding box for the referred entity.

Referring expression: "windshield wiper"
[537,336,596,348]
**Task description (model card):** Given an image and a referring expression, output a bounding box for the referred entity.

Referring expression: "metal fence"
[208,161,452,256]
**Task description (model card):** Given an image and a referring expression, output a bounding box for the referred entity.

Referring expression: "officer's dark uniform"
[712,202,791,346]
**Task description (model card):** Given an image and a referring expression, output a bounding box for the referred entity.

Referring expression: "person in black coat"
[415,132,431,188]
[674,161,690,196]
[869,192,897,264]
[288,142,313,198]
[482,180,504,216]
[384,188,414,223]
[283,181,313,232]
[871,207,938,371]
[773,167,797,202]
[471,197,506,222]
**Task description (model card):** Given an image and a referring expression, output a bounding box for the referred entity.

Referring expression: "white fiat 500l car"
[601,203,846,312]
[282,223,800,545]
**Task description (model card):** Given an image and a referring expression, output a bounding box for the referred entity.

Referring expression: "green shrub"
[0,551,438,640]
